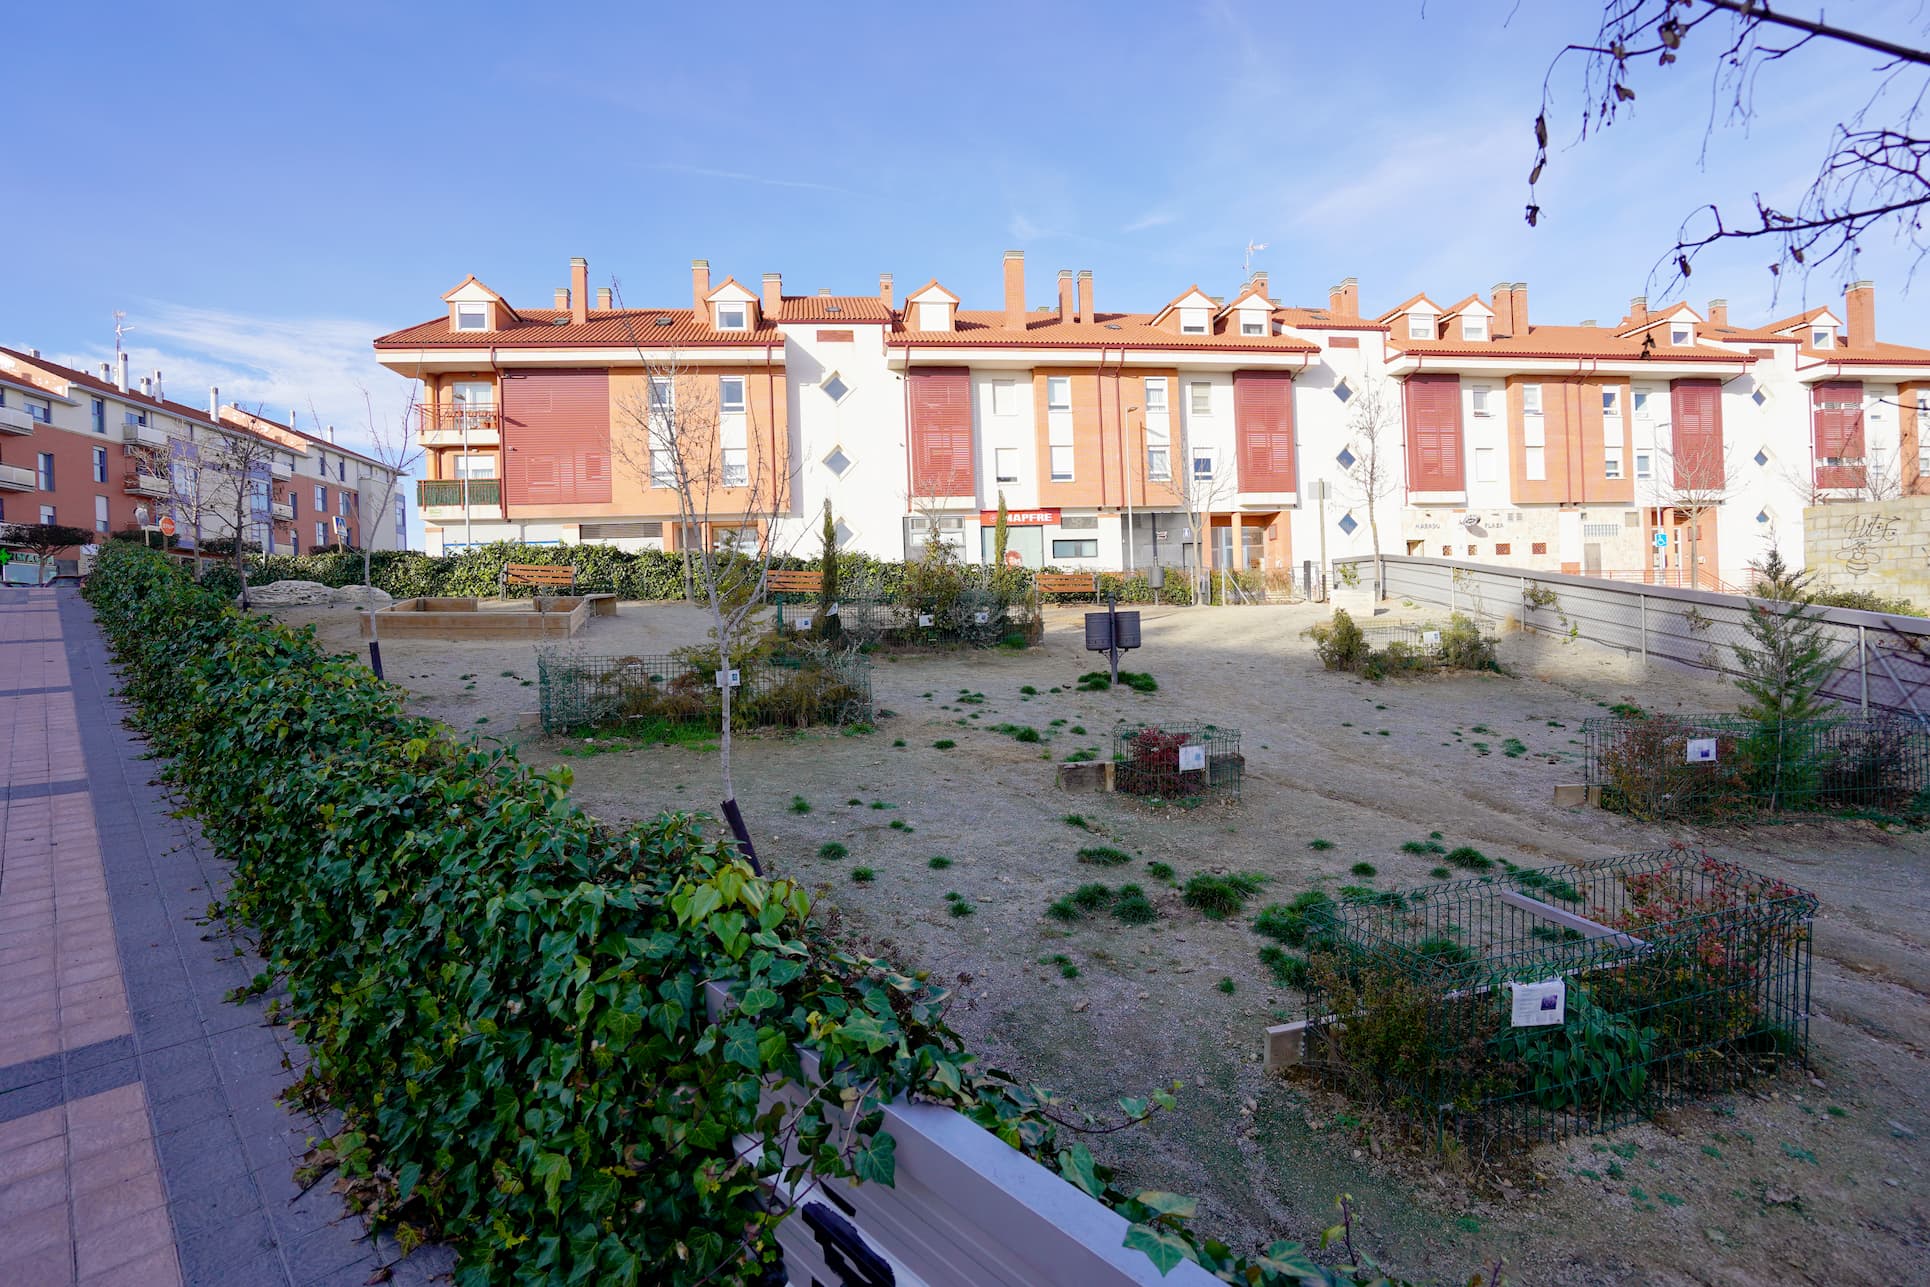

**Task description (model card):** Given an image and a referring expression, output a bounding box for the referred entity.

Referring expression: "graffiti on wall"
[1836,512,1904,576]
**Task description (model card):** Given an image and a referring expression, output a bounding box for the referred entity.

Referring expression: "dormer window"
[1670,323,1692,346]
[917,301,951,330]
[1463,317,1488,341]
[1241,318,1265,336]
[716,303,747,331]
[1812,327,1833,349]
[1408,313,1435,340]
[1180,307,1209,335]
[455,304,487,331]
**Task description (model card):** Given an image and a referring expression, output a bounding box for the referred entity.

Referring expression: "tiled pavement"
[0,588,453,1286]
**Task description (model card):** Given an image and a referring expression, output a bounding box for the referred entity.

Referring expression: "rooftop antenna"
[1242,240,1268,275]
[113,311,133,356]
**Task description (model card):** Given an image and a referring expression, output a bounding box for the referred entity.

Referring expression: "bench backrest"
[765,569,823,593]
[502,564,576,587]
[1035,572,1099,595]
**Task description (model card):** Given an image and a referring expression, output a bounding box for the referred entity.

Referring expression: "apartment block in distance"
[0,346,406,575]
[374,255,1930,589]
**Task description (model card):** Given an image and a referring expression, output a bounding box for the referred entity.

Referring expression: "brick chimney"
[1003,250,1026,330]
[1510,282,1529,334]
[1329,277,1358,320]
[1249,271,1268,298]
[1846,280,1875,349]
[1077,269,1094,324]
[1490,281,1515,338]
[692,260,711,314]
[1628,295,1648,327]
[595,286,612,311]
[1707,299,1728,327]
[763,272,783,314]
[570,258,589,325]
[554,288,570,309]
[878,273,893,308]
[1057,269,1074,324]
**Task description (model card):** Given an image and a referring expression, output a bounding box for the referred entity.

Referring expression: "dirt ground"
[272,599,1929,1286]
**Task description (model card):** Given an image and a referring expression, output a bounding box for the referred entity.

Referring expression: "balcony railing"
[270,500,295,521]
[0,407,36,435]
[124,472,170,498]
[415,404,501,446]
[123,423,170,449]
[0,462,35,491]
[270,459,296,480]
[1814,458,1869,490]
[417,477,501,517]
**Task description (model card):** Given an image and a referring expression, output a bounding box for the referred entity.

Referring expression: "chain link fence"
[772,590,1042,649]
[1583,713,1930,820]
[535,646,872,736]
[1300,848,1816,1147]
[1110,721,1242,805]
[1339,555,1930,718]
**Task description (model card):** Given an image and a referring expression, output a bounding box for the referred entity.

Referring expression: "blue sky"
[11,0,1926,474]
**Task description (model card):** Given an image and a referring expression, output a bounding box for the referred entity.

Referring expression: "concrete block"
[1553,783,1588,807]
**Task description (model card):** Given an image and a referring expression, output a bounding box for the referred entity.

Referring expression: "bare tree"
[610,324,792,871]
[1649,438,1736,590]
[1146,412,1237,603]
[1338,375,1403,600]
[187,427,283,608]
[312,384,424,678]
[1528,2,1930,291]
[1777,443,1904,506]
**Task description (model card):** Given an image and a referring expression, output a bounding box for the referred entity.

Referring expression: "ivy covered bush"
[85,542,1490,1287]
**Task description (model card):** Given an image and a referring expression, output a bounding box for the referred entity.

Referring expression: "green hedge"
[84,541,1469,1287]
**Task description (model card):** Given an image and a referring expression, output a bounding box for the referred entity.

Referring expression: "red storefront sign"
[979,508,1061,526]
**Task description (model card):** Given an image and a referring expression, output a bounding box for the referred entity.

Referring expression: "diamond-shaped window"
[822,446,853,477]
[821,372,851,403]
[1751,388,1767,406]
[1753,448,1769,467]
[1338,513,1359,535]
[1336,447,1357,470]
[1333,378,1353,403]
[1756,509,1771,524]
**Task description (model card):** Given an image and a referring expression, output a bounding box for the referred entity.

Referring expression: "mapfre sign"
[979,508,1060,526]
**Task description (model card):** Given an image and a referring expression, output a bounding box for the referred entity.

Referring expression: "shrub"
[1350,862,1377,878]
[1076,672,1111,692]
[1119,671,1158,693]
[1439,612,1499,671]
[1217,977,1236,995]
[928,856,953,870]
[948,899,976,918]
[789,795,813,814]
[1113,887,1159,924]
[1146,860,1175,881]
[933,739,957,750]
[1063,814,1092,830]
[818,842,849,859]
[1309,609,1369,670]
[1429,866,1452,880]
[1072,882,1114,910]
[1253,890,1335,949]
[851,866,876,883]
[1182,872,1263,920]
[1308,838,1335,851]
[1258,946,1311,990]
[1444,846,1493,871]
[1077,845,1132,867]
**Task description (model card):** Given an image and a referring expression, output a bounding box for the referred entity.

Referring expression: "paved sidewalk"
[0,588,452,1286]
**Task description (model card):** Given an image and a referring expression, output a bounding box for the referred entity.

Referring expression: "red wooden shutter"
[1233,371,1297,492]
[908,368,975,497]
[502,369,611,505]
[1812,381,1866,490]
[1404,374,1463,489]
[1669,379,1724,491]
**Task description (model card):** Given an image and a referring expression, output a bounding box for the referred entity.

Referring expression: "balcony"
[1815,458,1869,491]
[270,500,295,521]
[417,477,501,520]
[270,459,296,480]
[0,462,34,491]
[123,423,170,449]
[0,407,36,435]
[415,404,501,447]
[124,471,170,498]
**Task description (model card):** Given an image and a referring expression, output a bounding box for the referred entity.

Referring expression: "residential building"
[374,256,1930,589]
[0,346,406,574]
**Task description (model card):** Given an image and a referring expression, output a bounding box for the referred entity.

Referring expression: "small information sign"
[1685,737,1718,764]
[1509,978,1567,1027]
[1177,744,1207,773]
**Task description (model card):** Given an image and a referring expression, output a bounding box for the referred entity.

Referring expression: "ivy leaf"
[395,1162,422,1201]
[850,1129,896,1186]
[1057,1144,1104,1199]
[1255,1240,1325,1283]
[722,1020,761,1071]
[1123,1221,1195,1276]
[1133,1190,1198,1221]
[532,1151,572,1214]
[736,986,780,1017]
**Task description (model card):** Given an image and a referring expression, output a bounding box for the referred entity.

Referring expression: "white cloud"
[643,162,854,195]
[1123,209,1178,233]
[1009,212,1044,241]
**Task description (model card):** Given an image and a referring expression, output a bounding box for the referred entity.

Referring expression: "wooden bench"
[500,563,575,595]
[1035,571,1100,602]
[765,569,823,595]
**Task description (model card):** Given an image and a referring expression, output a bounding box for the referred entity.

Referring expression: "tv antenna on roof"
[113,311,133,356]
[1242,240,1268,274]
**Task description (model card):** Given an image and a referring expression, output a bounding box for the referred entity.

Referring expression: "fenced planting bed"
[773,592,1042,650]
[1110,721,1242,805]
[536,645,873,735]
[1584,713,1930,821]
[1294,849,1816,1147]
[1311,610,1501,679]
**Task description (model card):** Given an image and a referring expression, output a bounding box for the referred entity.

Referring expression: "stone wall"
[1802,497,1930,604]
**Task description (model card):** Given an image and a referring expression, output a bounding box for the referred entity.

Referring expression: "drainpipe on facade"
[1112,348,1136,573]
[900,344,914,552]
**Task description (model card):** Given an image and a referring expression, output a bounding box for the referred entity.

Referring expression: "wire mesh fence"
[536,646,873,736]
[1110,721,1242,805]
[1583,713,1930,821]
[1311,611,1501,678]
[1300,848,1816,1147]
[771,591,1042,649]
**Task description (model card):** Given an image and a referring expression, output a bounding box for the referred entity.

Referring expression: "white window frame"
[648,376,675,416]
[1671,324,1692,346]
[1191,446,1217,480]
[1051,538,1099,560]
[1046,376,1072,412]
[1049,444,1074,482]
[91,447,108,484]
[455,303,487,331]
[1144,378,1168,415]
[94,494,110,533]
[994,447,1020,484]
[1633,389,1651,419]
[820,371,851,404]
[40,504,56,525]
[1812,327,1833,349]
[991,380,1017,417]
[1635,451,1653,480]
[1525,445,1546,481]
[1470,386,1493,418]
[1604,447,1624,479]
[1408,313,1435,340]
[1522,384,1543,417]
[719,376,747,414]
[1189,381,1211,416]
[821,445,854,478]
[1146,447,1171,482]
[650,448,677,489]
[721,449,748,488]
[22,396,52,424]
[1602,388,1621,416]
[1462,316,1488,341]
[1179,307,1209,335]
[1240,318,1265,336]
[715,303,748,331]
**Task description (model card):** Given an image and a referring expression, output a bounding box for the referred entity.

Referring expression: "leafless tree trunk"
[1651,440,1736,590]
[1339,375,1402,601]
[186,428,283,608]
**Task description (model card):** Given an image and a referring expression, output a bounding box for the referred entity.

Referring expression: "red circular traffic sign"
[159,516,177,537]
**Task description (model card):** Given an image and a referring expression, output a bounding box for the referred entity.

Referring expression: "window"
[315,485,327,511]
[722,450,748,487]
[338,459,345,482]
[991,380,1017,416]
[1531,542,1548,555]
[1633,389,1651,418]
[91,447,107,484]
[453,453,495,479]
[719,376,746,414]
[1144,378,1168,414]
[1474,447,1498,483]
[716,304,747,331]
[455,303,487,330]
[94,495,109,533]
[1408,313,1435,340]
[1495,543,1512,555]
[1241,318,1265,336]
[1189,381,1211,416]
[822,445,853,477]
[1602,388,1621,416]
[1191,446,1217,480]
[1812,327,1833,349]
[1604,447,1623,479]
[1332,378,1353,403]
[1059,514,1098,530]
[20,396,52,424]
[40,505,56,524]
[1463,317,1488,341]
[1180,308,1208,335]
[36,452,53,490]
[650,449,677,488]
[1052,538,1099,559]
[994,448,1020,484]
[820,372,850,403]
[648,376,674,415]
[1671,324,1691,346]
[1046,376,1071,412]
[1522,384,1543,416]
[124,409,146,427]
[1635,452,1652,479]
[290,491,299,517]
[1147,447,1171,481]
[1471,386,1493,418]
[1441,545,1452,556]
[92,399,105,434]
[1525,446,1546,481]
[1050,445,1074,482]
[316,522,327,547]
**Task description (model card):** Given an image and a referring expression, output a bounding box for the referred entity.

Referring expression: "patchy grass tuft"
[1350,861,1378,878]
[789,795,812,814]
[1445,845,1494,871]
[1308,838,1335,851]
[850,867,875,883]
[932,739,956,750]
[1078,845,1133,867]
[927,855,952,870]
[1183,871,1265,920]
[817,842,849,860]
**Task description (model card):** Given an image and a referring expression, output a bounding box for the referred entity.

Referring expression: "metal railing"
[414,404,501,444]
[123,472,170,497]
[416,478,501,509]
[0,462,35,490]
[1595,567,1744,594]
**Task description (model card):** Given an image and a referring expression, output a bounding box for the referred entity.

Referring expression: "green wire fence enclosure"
[1111,721,1243,805]
[772,590,1042,649]
[1298,849,1816,1146]
[1584,713,1930,821]
[536,646,872,735]
[1310,611,1500,678]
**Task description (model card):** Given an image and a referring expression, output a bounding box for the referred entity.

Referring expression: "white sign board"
[826,603,840,617]
[1685,738,1718,764]
[715,668,741,690]
[1177,744,1207,773]
[796,615,813,631]
[973,610,990,625]
[1510,978,1567,1027]
[918,613,935,627]
[1421,630,1442,648]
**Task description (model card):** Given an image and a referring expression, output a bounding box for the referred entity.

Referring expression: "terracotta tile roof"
[1375,292,1442,322]
[0,345,222,426]
[775,296,893,323]
[218,406,389,469]
[1700,324,1798,344]
[889,310,1319,353]
[1385,324,1752,363]
[372,309,782,349]
[1274,306,1389,332]
[1764,305,1833,334]
[1794,340,1930,366]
